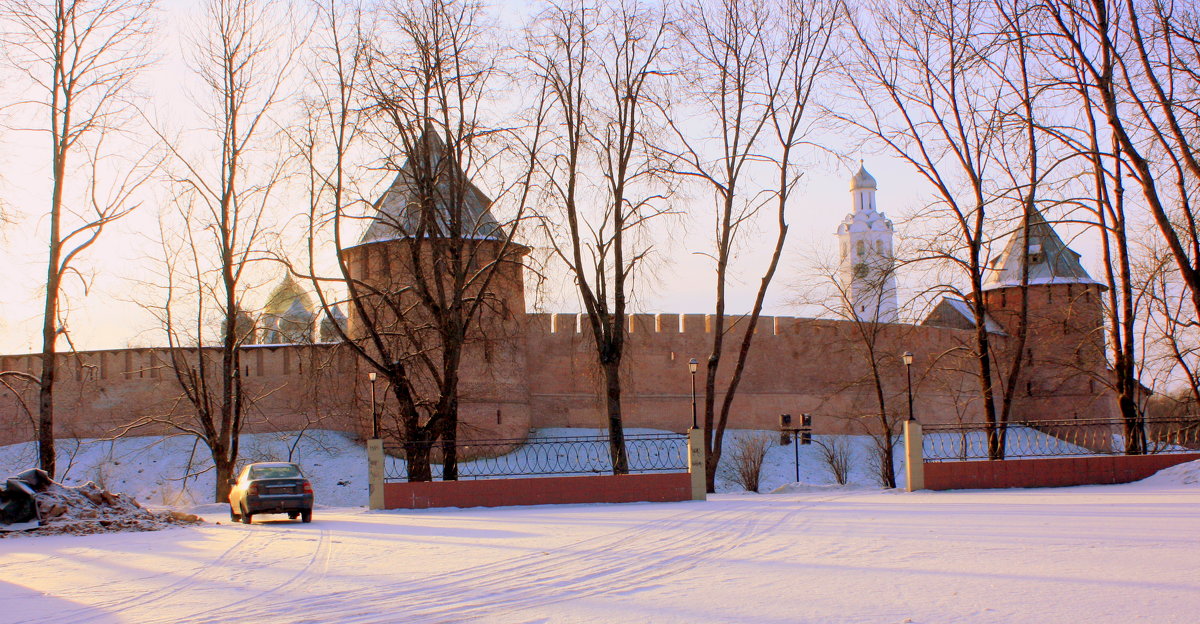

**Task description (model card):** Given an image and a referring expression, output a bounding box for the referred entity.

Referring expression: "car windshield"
[248,465,302,480]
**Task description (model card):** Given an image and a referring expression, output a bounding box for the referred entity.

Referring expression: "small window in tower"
[1027,242,1043,265]
[1026,381,1033,396]
[857,241,865,257]
[875,241,883,254]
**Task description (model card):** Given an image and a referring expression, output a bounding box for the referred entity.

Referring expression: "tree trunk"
[869,356,896,488]
[603,358,629,475]
[406,437,434,482]
[440,401,459,481]
[37,258,59,477]
[974,280,1002,461]
[214,454,235,503]
[1119,393,1145,455]
[879,430,896,489]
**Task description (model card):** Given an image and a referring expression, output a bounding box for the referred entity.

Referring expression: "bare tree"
[721,431,772,492]
[1041,0,1200,323]
[526,0,672,474]
[1,0,156,478]
[662,0,838,492]
[296,0,534,481]
[840,0,1045,459]
[147,0,299,502]
[814,435,852,485]
[1047,33,1147,451]
[800,250,906,487]
[1139,242,1199,410]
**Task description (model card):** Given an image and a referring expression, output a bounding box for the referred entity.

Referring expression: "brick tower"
[980,210,1115,422]
[340,128,532,438]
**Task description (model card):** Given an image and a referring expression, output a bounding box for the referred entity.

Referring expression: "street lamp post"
[367,371,379,438]
[688,358,699,429]
[902,351,914,422]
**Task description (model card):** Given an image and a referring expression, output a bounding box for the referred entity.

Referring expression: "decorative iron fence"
[383,432,689,482]
[922,417,1200,462]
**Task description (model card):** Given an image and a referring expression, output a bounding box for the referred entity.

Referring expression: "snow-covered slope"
[1,428,1192,513]
[0,430,370,508]
[0,429,908,508]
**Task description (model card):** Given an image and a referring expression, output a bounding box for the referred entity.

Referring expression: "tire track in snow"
[230,495,845,624]
[216,502,748,623]
[173,526,334,624]
[399,494,845,623]
[30,526,264,624]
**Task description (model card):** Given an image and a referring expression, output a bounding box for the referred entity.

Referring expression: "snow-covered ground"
[1,431,1198,622]
[1,472,1198,623]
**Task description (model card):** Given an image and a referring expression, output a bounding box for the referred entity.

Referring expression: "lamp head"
[902,352,914,366]
[688,358,698,374]
[368,371,377,382]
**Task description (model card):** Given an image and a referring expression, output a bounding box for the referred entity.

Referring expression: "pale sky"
[0,1,1105,356]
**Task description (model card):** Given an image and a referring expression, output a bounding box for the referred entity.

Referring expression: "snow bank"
[1137,459,1200,487]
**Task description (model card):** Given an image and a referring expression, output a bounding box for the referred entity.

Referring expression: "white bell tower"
[836,164,899,323]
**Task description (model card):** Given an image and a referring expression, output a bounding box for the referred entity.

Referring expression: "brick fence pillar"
[904,420,924,492]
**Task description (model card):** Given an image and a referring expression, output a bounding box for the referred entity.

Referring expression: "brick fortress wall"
[0,301,1116,446]
[0,235,1118,446]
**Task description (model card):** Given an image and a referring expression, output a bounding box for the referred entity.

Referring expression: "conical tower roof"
[983,210,1099,291]
[358,127,501,244]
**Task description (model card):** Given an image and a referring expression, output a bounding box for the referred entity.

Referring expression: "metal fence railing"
[922,417,1200,462]
[383,432,689,482]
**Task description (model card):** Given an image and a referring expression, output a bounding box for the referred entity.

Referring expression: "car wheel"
[240,505,252,524]
[288,512,299,520]
[230,507,241,522]
[301,510,312,523]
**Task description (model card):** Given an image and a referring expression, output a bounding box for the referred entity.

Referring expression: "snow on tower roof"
[849,163,877,191]
[358,127,501,245]
[983,210,1100,291]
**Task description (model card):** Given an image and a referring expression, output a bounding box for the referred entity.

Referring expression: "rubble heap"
[0,469,202,537]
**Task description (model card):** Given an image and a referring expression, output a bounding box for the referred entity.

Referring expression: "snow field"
[1,477,1198,623]
[1,429,1199,622]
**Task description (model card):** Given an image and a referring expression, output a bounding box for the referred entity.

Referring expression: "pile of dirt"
[1,470,202,537]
